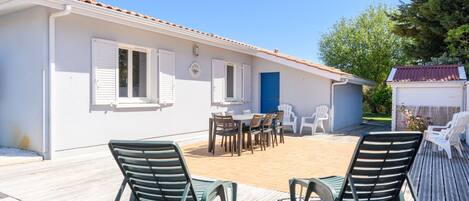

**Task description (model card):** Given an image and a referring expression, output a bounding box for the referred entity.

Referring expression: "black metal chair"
[289,131,423,201]
[109,140,237,201]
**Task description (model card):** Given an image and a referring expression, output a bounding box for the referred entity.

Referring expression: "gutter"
[45,4,71,160]
[330,79,349,133]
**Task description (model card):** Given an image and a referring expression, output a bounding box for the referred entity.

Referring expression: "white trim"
[256,52,342,81]
[387,81,466,88]
[386,68,397,82]
[458,66,466,80]
[114,103,160,109]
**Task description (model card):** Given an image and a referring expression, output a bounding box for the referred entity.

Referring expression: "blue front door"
[260,72,280,113]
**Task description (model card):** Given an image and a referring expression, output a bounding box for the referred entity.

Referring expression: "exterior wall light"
[193,44,199,56]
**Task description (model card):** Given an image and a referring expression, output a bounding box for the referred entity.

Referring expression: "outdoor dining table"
[208,113,264,156]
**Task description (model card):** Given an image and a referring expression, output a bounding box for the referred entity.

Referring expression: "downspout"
[46,5,71,160]
[330,79,348,133]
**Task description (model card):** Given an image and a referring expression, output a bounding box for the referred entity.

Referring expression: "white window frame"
[225,63,237,101]
[117,43,151,104]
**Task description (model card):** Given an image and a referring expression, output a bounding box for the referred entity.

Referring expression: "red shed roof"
[387,65,466,82]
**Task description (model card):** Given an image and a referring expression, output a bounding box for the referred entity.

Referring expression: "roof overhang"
[256,51,343,81]
[5,0,259,55]
[1,0,374,86]
[342,75,375,86]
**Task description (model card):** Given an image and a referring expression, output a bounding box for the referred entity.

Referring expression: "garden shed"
[387,64,467,130]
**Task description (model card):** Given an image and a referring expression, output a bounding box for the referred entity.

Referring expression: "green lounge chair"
[289,131,423,201]
[109,140,237,201]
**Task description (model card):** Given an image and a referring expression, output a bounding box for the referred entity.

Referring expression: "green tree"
[319,6,410,113]
[320,6,411,84]
[390,0,469,63]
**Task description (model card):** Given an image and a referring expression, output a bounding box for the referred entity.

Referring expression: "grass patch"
[363,113,391,123]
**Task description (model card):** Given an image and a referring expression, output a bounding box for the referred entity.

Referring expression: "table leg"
[208,118,213,153]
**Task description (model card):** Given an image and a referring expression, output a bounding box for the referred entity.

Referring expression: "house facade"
[387,65,467,130]
[0,0,373,159]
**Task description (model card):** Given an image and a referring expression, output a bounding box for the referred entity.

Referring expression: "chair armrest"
[427,125,449,134]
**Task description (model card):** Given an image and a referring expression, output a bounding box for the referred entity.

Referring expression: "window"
[226,65,234,99]
[118,47,149,102]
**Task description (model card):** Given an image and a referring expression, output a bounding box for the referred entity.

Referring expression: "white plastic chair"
[242,109,251,114]
[300,105,329,135]
[424,112,469,159]
[278,104,298,133]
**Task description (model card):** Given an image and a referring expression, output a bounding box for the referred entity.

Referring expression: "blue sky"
[100,0,402,64]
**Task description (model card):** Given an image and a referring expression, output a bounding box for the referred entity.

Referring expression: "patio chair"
[289,131,423,201]
[213,115,239,156]
[424,111,469,159]
[300,105,329,135]
[261,113,275,148]
[274,110,285,144]
[109,140,237,201]
[278,104,298,134]
[244,114,263,153]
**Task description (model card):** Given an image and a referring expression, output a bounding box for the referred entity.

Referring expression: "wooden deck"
[410,142,469,201]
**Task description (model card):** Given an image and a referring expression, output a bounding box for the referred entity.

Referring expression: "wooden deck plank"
[410,143,425,192]
[441,148,460,201]
[454,145,469,201]
[418,144,433,200]
[432,149,446,201]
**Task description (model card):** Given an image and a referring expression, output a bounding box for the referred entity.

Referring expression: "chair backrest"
[262,113,274,127]
[225,110,234,116]
[109,140,198,201]
[278,104,293,122]
[250,114,263,129]
[214,115,236,130]
[446,112,469,143]
[338,131,423,201]
[315,105,329,119]
[211,112,223,117]
[275,110,285,125]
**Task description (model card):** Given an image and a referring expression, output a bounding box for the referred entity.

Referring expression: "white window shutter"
[149,49,159,102]
[242,64,251,102]
[212,59,226,103]
[235,65,243,100]
[158,49,176,104]
[91,38,118,105]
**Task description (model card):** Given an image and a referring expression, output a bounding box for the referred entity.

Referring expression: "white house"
[0,0,373,159]
[387,64,467,131]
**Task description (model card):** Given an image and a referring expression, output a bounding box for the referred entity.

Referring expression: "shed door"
[260,72,280,113]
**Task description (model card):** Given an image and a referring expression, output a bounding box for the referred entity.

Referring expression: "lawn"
[363,112,391,124]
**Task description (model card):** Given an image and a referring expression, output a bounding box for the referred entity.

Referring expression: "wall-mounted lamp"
[193,44,199,56]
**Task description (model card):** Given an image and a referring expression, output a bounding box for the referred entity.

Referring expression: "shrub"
[399,105,432,132]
